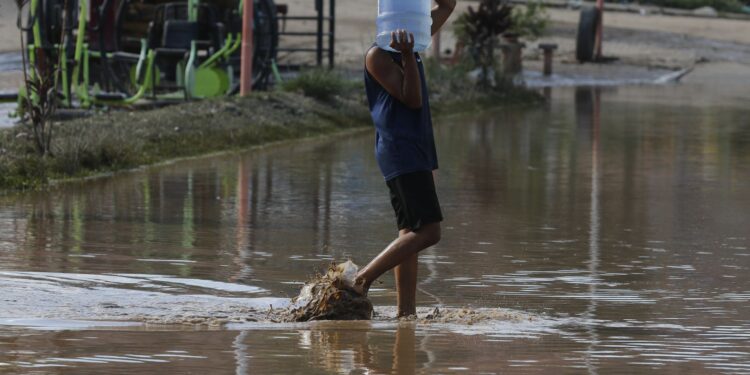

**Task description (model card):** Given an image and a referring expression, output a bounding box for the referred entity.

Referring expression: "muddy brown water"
[1,84,749,374]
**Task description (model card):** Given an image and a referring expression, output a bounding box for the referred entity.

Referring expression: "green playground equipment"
[16,0,279,108]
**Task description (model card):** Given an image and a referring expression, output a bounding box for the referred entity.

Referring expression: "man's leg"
[394,230,418,317]
[353,222,440,296]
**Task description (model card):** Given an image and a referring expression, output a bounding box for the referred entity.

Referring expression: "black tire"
[225,0,279,92]
[251,0,279,90]
[576,6,600,63]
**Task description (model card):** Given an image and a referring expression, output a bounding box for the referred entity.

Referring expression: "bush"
[451,0,513,87]
[424,58,475,94]
[280,69,349,102]
[644,0,743,12]
[509,2,549,40]
[422,58,543,110]
[0,155,50,190]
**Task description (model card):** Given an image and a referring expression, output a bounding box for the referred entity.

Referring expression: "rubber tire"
[226,0,279,93]
[251,0,279,90]
[576,6,600,63]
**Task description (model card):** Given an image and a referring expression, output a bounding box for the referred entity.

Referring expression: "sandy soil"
[278,0,750,69]
[0,71,23,93]
[0,0,22,53]
[547,7,750,46]
[527,22,750,69]
[0,0,24,95]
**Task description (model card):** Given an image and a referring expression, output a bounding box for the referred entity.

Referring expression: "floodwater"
[0,51,21,129]
[1,83,749,374]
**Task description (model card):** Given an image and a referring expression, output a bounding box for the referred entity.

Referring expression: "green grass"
[424,59,544,113]
[280,68,353,102]
[0,63,542,192]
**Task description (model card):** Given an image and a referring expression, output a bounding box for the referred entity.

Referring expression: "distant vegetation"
[280,69,352,102]
[637,0,743,12]
[453,0,513,86]
[424,59,543,110]
[451,0,548,86]
[509,1,549,40]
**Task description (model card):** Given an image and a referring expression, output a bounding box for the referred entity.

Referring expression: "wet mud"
[283,261,373,322]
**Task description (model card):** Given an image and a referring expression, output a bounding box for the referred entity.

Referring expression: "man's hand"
[389,29,415,54]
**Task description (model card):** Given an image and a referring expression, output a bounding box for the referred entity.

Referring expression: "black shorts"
[386,170,443,231]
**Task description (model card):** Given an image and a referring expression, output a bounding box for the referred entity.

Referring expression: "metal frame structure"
[5,0,338,108]
[275,0,335,69]
[13,0,278,110]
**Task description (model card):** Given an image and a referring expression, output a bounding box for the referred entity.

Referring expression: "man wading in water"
[349,0,455,317]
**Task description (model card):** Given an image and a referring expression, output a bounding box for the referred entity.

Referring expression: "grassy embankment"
[0,64,541,191]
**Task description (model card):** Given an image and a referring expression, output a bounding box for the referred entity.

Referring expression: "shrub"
[509,2,549,40]
[280,69,349,102]
[452,0,513,86]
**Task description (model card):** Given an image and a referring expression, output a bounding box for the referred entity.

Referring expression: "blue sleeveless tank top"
[364,47,438,181]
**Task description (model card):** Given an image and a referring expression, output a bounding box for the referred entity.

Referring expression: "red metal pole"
[240,0,254,95]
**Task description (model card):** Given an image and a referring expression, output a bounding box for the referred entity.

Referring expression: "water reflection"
[290,323,428,374]
[233,160,253,282]
[0,324,453,373]
[576,86,602,374]
[233,331,250,375]
[1,85,750,372]
[302,324,384,373]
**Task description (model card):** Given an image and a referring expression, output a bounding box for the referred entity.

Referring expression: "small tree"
[453,0,512,87]
[15,0,68,157]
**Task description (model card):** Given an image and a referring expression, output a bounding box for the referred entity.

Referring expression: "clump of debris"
[283,261,373,322]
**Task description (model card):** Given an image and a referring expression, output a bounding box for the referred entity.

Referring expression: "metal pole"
[328,0,335,68]
[595,0,603,60]
[188,0,198,21]
[240,0,254,95]
[539,43,557,76]
[316,0,323,66]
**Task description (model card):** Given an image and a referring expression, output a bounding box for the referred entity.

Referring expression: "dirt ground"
[275,0,750,91]
[547,8,750,45]
[277,0,750,69]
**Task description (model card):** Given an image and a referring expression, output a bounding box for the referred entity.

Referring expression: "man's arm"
[431,0,456,36]
[366,30,422,109]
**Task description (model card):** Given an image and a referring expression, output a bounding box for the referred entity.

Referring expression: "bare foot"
[349,276,369,297]
[335,261,369,296]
